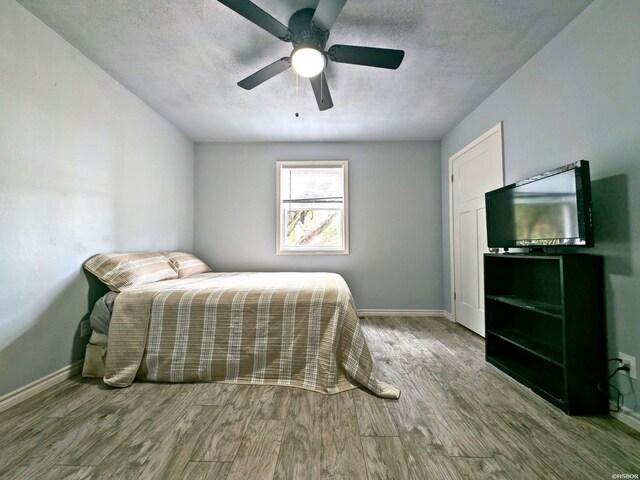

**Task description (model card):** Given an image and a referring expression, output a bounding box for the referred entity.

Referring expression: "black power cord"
[598,358,631,412]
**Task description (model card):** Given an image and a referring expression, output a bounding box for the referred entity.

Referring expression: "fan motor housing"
[288,8,328,50]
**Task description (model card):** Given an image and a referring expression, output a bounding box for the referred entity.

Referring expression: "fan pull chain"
[295,72,300,117]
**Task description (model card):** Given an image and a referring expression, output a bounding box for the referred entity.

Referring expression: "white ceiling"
[18,0,592,142]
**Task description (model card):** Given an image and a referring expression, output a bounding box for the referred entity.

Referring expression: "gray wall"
[195,142,442,310]
[0,1,194,397]
[441,0,639,410]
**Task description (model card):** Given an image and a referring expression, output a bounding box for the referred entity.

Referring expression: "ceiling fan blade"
[311,0,347,32]
[238,58,291,90]
[218,0,291,41]
[309,73,333,111]
[328,44,405,69]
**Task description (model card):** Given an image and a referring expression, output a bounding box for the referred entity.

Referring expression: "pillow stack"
[84,251,212,291]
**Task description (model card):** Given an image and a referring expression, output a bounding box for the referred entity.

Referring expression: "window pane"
[281,167,344,204]
[285,209,342,248]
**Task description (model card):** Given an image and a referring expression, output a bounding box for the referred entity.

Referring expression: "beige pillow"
[164,251,212,278]
[84,252,178,291]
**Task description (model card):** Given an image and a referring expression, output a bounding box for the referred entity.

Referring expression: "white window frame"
[276,160,349,255]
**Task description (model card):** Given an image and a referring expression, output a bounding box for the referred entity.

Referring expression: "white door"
[451,124,504,336]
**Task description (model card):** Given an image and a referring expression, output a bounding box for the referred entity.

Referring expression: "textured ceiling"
[18,0,592,142]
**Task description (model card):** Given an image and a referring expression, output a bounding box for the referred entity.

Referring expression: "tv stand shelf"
[488,356,564,404]
[484,253,606,415]
[485,294,562,318]
[486,327,563,366]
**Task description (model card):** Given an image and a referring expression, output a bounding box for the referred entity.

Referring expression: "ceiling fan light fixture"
[291,47,326,78]
[223,1,405,111]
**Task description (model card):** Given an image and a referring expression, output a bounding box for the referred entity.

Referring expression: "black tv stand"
[484,253,606,415]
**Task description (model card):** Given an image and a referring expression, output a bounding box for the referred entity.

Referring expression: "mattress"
[90,272,399,398]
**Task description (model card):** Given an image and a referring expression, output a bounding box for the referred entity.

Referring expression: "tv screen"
[486,161,593,248]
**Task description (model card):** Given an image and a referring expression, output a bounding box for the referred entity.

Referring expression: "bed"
[82,252,399,399]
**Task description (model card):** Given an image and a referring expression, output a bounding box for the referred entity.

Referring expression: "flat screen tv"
[485,160,593,249]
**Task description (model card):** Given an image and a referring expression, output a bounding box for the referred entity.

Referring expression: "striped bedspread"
[104,272,399,398]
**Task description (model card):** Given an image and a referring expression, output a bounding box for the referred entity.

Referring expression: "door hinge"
[451,174,454,183]
[454,292,457,301]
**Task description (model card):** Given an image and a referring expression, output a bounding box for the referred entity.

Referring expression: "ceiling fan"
[218,0,405,111]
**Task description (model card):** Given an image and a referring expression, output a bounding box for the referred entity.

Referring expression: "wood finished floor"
[1,316,639,480]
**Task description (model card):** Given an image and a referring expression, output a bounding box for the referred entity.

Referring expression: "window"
[276,160,349,255]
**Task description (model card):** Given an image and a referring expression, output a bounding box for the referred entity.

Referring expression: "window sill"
[276,248,350,256]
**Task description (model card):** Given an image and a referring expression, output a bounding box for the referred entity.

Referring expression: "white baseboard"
[0,360,84,414]
[357,309,449,318]
[442,310,454,322]
[610,403,640,433]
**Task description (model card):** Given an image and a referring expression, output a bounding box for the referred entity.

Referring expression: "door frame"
[448,121,504,322]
